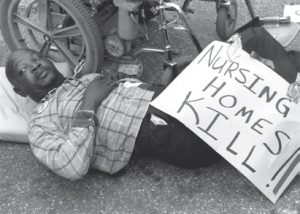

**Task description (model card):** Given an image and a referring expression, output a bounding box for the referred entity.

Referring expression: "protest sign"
[151,41,300,203]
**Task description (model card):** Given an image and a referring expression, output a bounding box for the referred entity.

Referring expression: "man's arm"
[29,119,95,180]
[28,74,121,180]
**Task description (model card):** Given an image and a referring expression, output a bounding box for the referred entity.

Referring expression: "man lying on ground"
[4,27,299,180]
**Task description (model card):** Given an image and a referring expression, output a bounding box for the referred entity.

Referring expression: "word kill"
[175,44,295,174]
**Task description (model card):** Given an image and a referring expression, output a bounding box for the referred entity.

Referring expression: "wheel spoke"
[39,40,52,57]
[52,25,82,39]
[52,40,78,67]
[37,0,53,31]
[13,13,48,35]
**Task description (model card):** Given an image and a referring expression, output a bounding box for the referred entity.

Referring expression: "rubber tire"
[0,0,104,76]
[216,0,238,41]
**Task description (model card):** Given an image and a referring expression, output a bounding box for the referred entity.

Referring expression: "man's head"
[5,48,65,102]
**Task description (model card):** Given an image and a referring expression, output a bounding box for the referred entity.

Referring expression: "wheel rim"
[6,0,90,69]
[226,0,237,34]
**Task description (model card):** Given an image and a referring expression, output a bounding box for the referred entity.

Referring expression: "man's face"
[11,49,61,97]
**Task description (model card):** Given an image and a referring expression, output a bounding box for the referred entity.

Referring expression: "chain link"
[287,81,300,103]
[72,59,85,78]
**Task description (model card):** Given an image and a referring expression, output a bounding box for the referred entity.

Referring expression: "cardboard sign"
[151,41,300,203]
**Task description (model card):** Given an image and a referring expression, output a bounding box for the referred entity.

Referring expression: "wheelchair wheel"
[0,0,104,76]
[216,0,238,41]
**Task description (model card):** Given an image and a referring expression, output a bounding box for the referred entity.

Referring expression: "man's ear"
[13,87,27,97]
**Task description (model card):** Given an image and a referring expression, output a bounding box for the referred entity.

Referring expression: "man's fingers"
[108,80,118,88]
[107,72,127,81]
[93,73,124,87]
[109,74,118,81]
[101,78,117,88]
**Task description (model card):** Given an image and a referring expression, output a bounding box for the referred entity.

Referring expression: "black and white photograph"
[0,0,299,213]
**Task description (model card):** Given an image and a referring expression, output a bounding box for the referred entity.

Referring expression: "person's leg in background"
[240,26,298,83]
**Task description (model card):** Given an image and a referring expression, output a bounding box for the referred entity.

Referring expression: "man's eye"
[32,54,39,62]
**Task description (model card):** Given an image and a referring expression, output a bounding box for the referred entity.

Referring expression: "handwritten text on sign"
[151,41,300,203]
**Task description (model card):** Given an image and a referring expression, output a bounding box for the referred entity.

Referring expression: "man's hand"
[80,72,127,111]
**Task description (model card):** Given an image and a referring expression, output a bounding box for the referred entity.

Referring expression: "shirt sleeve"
[29,118,95,180]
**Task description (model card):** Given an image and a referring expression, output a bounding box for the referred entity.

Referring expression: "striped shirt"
[29,73,154,180]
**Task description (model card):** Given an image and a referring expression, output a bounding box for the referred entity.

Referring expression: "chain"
[40,88,58,103]
[287,81,300,103]
[37,59,85,113]
[226,44,241,63]
[72,59,85,78]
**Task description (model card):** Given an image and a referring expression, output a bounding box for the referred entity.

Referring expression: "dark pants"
[134,83,221,168]
[134,105,222,169]
[240,27,299,83]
